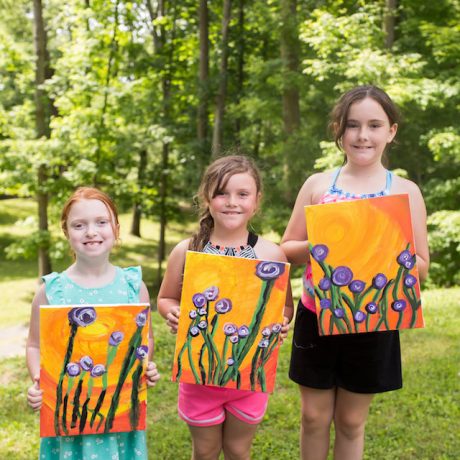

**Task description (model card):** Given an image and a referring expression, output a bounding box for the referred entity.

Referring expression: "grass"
[0,198,459,459]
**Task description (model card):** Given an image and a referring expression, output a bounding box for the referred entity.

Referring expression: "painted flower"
[223,323,237,336]
[229,335,239,344]
[238,325,250,338]
[109,331,124,346]
[310,244,329,262]
[190,326,200,337]
[66,362,81,377]
[192,293,206,308]
[320,298,332,310]
[349,280,366,293]
[136,345,149,360]
[255,261,285,280]
[135,309,149,327]
[258,339,270,348]
[272,323,282,334]
[365,302,378,314]
[372,273,388,290]
[354,311,366,323]
[215,298,232,314]
[397,250,415,269]
[68,307,96,327]
[197,320,207,330]
[227,358,235,366]
[404,274,417,288]
[391,299,407,312]
[189,310,198,319]
[79,355,93,371]
[90,364,106,378]
[203,286,219,301]
[198,307,207,316]
[318,277,331,291]
[333,308,345,318]
[261,327,271,337]
[331,266,353,287]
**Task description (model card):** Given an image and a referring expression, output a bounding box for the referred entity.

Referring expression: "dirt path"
[0,324,29,359]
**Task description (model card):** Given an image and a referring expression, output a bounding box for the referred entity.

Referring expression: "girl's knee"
[222,441,251,460]
[192,439,222,460]
[334,412,367,440]
[301,406,333,432]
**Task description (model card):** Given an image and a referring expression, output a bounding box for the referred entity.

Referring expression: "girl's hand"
[166,306,180,334]
[27,375,43,411]
[146,361,160,388]
[279,316,291,345]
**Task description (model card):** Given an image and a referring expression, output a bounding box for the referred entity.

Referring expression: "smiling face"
[341,97,398,166]
[208,172,260,232]
[65,199,117,260]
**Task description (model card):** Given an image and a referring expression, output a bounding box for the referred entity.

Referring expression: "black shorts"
[289,302,402,394]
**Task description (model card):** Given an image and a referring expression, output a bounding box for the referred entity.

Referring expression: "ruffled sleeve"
[41,272,65,304]
[122,266,142,303]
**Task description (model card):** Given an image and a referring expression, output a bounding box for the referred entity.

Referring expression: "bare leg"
[188,423,223,460]
[333,388,373,460]
[222,412,259,460]
[299,385,336,460]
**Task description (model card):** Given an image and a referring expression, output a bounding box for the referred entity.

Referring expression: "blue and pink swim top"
[301,167,393,312]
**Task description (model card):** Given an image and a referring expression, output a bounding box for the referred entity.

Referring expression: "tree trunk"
[234,0,245,141]
[33,0,52,277]
[130,149,148,237]
[197,0,209,153]
[211,0,232,157]
[280,0,301,203]
[384,0,397,48]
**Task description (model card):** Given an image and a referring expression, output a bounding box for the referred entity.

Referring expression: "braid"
[190,211,214,251]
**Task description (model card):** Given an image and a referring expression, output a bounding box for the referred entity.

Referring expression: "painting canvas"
[305,194,423,336]
[40,303,150,437]
[172,252,290,393]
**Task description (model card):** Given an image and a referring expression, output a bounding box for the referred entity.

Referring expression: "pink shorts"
[178,383,269,427]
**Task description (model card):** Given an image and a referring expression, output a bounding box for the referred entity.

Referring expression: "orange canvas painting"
[40,304,150,437]
[305,194,423,336]
[172,252,290,393]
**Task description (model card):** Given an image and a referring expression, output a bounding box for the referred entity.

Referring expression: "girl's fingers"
[146,361,160,387]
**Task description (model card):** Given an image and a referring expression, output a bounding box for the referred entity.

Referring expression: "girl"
[157,155,293,460]
[26,187,160,460]
[281,85,430,460]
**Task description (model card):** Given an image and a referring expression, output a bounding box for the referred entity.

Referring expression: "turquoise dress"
[39,266,148,460]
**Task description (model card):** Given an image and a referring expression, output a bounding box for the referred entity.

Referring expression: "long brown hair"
[189,155,262,251]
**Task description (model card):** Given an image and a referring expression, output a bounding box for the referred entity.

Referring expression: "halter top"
[203,231,258,258]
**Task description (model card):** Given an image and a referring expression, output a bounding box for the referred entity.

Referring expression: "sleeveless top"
[39,266,148,460]
[202,231,258,258]
[301,168,393,312]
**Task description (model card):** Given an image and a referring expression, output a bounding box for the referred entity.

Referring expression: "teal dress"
[39,266,148,460]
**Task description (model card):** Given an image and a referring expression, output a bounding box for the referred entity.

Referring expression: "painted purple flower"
[190,326,200,337]
[331,266,353,286]
[227,358,235,366]
[198,307,207,316]
[109,331,124,346]
[66,362,81,377]
[189,310,198,319]
[318,277,331,291]
[135,309,149,327]
[238,325,250,338]
[397,250,415,269]
[255,261,285,280]
[349,280,366,293]
[311,244,329,262]
[372,273,388,290]
[79,356,93,371]
[136,345,149,360]
[392,299,407,312]
[258,339,270,348]
[229,335,239,344]
[404,274,417,288]
[333,308,345,318]
[90,364,106,378]
[192,293,206,308]
[203,286,219,301]
[198,320,207,330]
[261,327,271,337]
[365,302,378,314]
[215,298,232,314]
[320,298,332,309]
[354,311,366,323]
[272,323,282,334]
[223,323,238,336]
[68,307,96,327]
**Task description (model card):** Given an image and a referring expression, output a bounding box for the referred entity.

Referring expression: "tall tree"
[384,0,397,48]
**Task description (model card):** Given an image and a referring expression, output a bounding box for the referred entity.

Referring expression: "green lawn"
[0,199,459,459]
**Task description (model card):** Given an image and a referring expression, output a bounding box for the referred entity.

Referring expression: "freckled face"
[341,97,397,165]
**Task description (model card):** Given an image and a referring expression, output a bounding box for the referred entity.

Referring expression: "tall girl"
[281,86,429,460]
[26,187,160,460]
[157,155,293,460]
